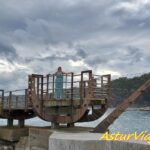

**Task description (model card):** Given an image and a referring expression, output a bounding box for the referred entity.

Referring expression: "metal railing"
[30,71,111,107]
[0,89,29,111]
[0,71,111,112]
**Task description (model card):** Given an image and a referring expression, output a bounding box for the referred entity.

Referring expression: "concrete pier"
[49,132,150,150]
[0,126,29,141]
[29,127,53,150]
[0,126,148,150]
[7,119,13,127]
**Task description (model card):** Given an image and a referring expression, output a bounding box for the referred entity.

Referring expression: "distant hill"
[111,73,150,107]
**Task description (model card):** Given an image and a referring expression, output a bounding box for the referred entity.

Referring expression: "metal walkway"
[0,69,149,132]
[0,70,111,128]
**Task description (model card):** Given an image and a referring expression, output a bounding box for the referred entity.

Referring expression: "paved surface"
[49,132,150,150]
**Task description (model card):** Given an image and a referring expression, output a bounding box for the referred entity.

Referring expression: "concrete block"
[0,126,29,142]
[29,127,53,150]
[15,136,29,150]
[49,132,150,150]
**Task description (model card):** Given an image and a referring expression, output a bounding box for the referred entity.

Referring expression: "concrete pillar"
[18,119,25,128]
[7,119,13,127]
[51,122,59,129]
[67,123,74,127]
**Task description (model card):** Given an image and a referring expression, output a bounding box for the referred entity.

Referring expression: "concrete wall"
[49,132,150,150]
[29,128,53,150]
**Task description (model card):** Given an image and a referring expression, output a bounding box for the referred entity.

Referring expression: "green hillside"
[111,73,150,107]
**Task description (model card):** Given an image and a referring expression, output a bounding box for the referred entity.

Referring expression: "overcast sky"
[0,0,150,90]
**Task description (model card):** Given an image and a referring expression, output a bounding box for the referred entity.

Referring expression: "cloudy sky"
[0,0,150,90]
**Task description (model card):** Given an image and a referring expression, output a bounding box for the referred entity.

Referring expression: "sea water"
[0,109,149,133]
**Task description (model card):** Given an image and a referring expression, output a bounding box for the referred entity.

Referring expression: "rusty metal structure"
[0,69,149,132]
[0,89,35,127]
[0,70,111,128]
[27,70,111,127]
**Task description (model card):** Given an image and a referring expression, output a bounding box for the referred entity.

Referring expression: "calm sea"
[0,109,149,133]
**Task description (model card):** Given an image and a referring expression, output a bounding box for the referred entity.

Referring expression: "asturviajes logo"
[99,131,150,144]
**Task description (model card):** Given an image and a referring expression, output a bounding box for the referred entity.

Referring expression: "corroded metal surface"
[0,70,149,132]
[0,70,111,127]
[28,71,111,124]
[0,89,35,119]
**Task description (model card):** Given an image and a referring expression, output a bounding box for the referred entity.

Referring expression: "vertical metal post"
[101,76,104,88]
[65,74,67,99]
[71,73,74,111]
[0,90,4,114]
[16,96,18,109]
[2,90,4,109]
[83,81,86,98]
[80,72,83,104]
[41,76,43,113]
[88,71,92,96]
[7,119,13,127]
[1,90,4,109]
[107,74,111,107]
[101,76,104,98]
[69,72,74,125]
[25,89,28,111]
[18,119,25,128]
[47,75,49,100]
[9,91,12,112]
[37,77,39,100]
[7,98,9,108]
[53,74,55,99]
[28,75,32,104]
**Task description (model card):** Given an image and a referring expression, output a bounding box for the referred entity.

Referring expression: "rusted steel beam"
[107,74,111,106]
[9,91,12,112]
[37,77,39,100]
[52,74,55,99]
[83,81,86,98]
[71,72,74,116]
[25,89,28,111]
[93,79,150,133]
[0,90,4,114]
[32,74,43,77]
[28,71,111,124]
[40,76,44,114]
[16,96,18,109]
[46,75,49,100]
[80,72,83,104]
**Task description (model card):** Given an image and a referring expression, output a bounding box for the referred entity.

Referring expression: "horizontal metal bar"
[5,88,27,93]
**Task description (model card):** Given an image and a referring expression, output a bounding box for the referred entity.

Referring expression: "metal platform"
[0,70,111,130]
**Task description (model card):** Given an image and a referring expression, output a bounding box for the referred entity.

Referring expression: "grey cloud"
[116,46,143,65]
[127,46,143,63]
[85,56,107,67]
[110,1,150,32]
[76,48,87,59]
[0,70,28,90]
[27,51,84,63]
[0,41,18,62]
[0,0,150,89]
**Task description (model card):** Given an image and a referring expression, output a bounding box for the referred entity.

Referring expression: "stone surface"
[49,132,150,150]
[0,140,14,150]
[29,127,53,150]
[0,126,29,142]
[28,126,92,149]
[15,136,29,150]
